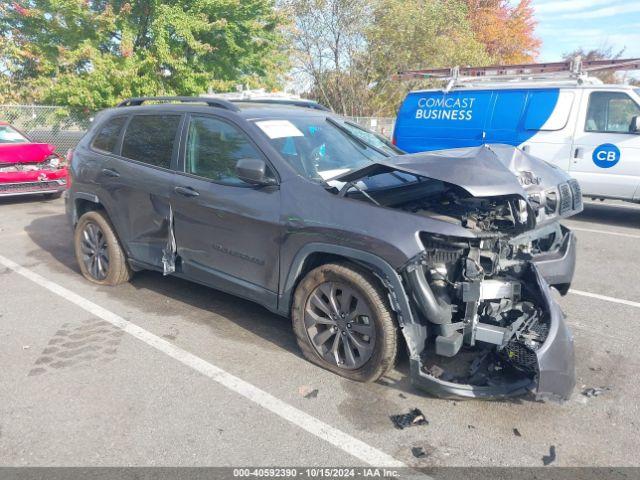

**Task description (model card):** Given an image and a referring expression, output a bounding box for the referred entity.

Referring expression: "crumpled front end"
[0,143,67,197]
[401,232,575,401]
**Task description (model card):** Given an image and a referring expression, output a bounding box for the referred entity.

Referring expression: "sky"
[533,0,640,62]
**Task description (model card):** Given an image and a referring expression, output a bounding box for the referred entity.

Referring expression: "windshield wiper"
[338,180,381,206]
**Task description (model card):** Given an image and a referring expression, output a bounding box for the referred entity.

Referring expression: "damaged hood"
[0,143,56,164]
[335,144,571,199]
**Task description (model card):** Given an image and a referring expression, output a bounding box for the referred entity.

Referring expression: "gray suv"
[66,96,581,400]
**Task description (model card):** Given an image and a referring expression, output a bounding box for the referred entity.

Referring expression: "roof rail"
[116,96,240,112]
[230,98,331,112]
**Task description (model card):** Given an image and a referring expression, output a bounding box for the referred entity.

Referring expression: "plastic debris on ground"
[542,445,556,466]
[390,408,428,429]
[411,447,427,458]
[582,386,610,398]
[297,385,318,398]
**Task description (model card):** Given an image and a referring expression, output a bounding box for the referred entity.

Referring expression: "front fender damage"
[399,236,575,401]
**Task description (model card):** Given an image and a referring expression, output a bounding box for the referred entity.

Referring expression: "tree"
[0,0,287,110]
[286,0,492,116]
[282,0,371,116]
[365,0,490,115]
[563,46,626,84]
[464,0,540,64]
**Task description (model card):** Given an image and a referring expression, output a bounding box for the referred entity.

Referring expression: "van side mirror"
[631,116,640,134]
[235,158,277,186]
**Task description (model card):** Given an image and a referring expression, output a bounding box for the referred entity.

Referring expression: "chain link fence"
[345,116,395,138]
[0,105,395,152]
[0,105,92,153]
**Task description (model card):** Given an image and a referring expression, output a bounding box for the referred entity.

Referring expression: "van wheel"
[292,263,398,382]
[74,210,132,286]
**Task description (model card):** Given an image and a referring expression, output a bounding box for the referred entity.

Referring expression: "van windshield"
[253,116,391,181]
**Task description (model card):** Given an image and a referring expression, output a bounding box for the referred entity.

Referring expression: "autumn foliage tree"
[0,0,287,109]
[287,0,542,116]
[464,0,540,64]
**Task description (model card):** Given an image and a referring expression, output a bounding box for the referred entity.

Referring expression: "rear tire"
[292,262,398,382]
[74,210,132,286]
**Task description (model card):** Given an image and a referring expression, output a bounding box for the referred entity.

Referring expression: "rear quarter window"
[91,116,127,153]
[121,114,182,168]
[524,90,573,131]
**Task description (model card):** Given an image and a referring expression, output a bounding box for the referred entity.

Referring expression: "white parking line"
[0,253,406,469]
[570,289,640,309]
[568,226,640,239]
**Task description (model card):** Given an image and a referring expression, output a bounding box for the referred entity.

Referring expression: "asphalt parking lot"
[1,196,640,468]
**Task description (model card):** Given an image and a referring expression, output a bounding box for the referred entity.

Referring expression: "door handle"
[573,148,583,160]
[174,186,200,198]
[101,168,120,178]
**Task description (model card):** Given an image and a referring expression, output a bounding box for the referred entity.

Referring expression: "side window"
[185,116,270,185]
[121,114,181,168]
[524,90,574,131]
[91,117,127,153]
[585,92,640,133]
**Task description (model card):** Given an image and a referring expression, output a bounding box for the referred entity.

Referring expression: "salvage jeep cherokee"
[66,96,582,400]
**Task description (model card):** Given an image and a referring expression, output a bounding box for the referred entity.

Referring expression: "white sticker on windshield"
[255,120,304,139]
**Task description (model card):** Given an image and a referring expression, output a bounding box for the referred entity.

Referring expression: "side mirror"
[235,158,277,186]
[631,116,640,134]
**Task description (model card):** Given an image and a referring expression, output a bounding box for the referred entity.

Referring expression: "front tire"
[292,262,398,382]
[74,210,132,286]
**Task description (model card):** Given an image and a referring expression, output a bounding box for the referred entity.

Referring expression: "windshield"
[340,121,402,156]
[0,125,29,144]
[253,116,391,181]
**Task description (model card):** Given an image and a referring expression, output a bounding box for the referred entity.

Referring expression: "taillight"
[65,149,74,188]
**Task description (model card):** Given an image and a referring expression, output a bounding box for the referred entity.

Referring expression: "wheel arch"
[279,243,427,359]
[70,192,103,226]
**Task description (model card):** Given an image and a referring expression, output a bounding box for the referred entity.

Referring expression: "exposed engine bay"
[405,234,555,396]
[400,189,533,234]
[329,147,579,400]
[0,157,63,173]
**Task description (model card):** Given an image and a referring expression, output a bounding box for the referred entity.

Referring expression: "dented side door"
[101,112,185,270]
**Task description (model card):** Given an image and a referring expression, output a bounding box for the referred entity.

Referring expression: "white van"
[394,81,640,202]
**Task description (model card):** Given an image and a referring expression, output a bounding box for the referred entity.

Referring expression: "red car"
[0,121,68,198]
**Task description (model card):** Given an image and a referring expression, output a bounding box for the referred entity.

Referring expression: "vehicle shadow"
[0,194,60,207]
[24,212,300,358]
[569,202,640,229]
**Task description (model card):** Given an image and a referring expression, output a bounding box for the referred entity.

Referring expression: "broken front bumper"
[0,169,67,197]
[407,265,575,401]
[532,225,576,290]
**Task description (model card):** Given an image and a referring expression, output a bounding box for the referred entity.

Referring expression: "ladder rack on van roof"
[392,57,640,91]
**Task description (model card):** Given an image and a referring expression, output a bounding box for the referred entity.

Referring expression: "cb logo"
[592,144,620,169]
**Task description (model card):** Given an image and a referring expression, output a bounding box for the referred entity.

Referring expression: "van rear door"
[570,89,640,200]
